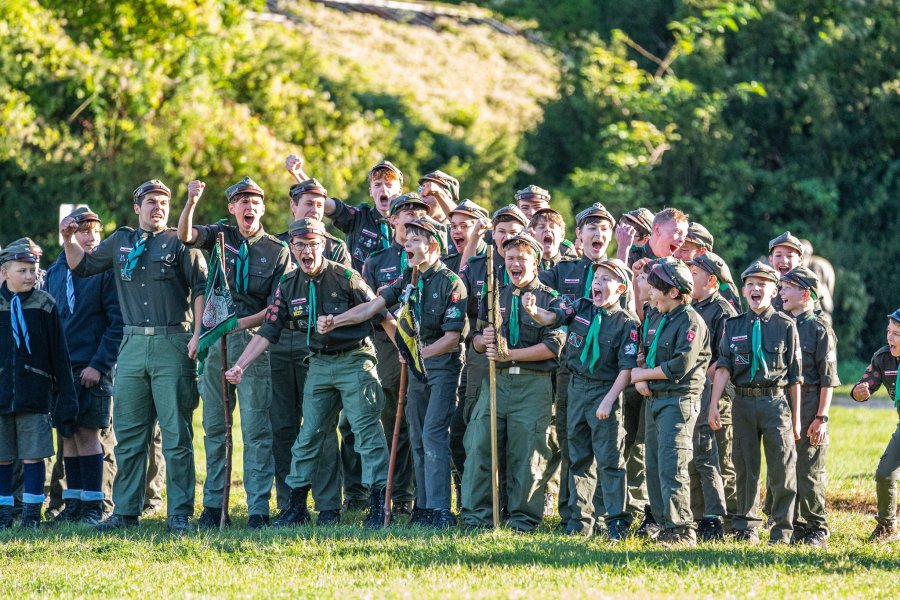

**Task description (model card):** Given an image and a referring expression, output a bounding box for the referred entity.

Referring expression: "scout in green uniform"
[631,259,710,546]
[0,245,79,529]
[177,177,291,529]
[779,266,839,547]
[851,309,900,542]
[624,208,688,270]
[687,252,737,541]
[456,205,528,516]
[527,259,639,539]
[356,194,431,518]
[418,170,459,228]
[269,178,347,523]
[514,185,551,221]
[530,208,578,270]
[461,233,567,532]
[227,218,392,528]
[768,231,806,314]
[334,217,468,527]
[286,154,399,273]
[61,179,208,534]
[614,207,654,265]
[444,200,489,274]
[709,261,802,544]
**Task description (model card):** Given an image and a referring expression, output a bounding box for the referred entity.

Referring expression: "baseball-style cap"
[741,260,780,284]
[768,231,804,255]
[132,179,171,202]
[288,217,326,237]
[781,266,820,299]
[492,204,529,227]
[226,176,265,202]
[685,222,714,251]
[388,193,429,216]
[576,203,615,228]
[652,259,693,294]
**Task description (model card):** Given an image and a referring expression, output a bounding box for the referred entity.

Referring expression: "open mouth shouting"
[452,233,466,250]
[300,256,316,271]
[508,264,526,285]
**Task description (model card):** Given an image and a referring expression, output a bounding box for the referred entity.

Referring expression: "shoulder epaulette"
[343,268,354,280]
[115,226,135,233]
[216,218,229,226]
[562,239,574,248]
[548,289,560,297]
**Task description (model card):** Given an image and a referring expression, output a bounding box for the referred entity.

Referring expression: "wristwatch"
[816,415,829,423]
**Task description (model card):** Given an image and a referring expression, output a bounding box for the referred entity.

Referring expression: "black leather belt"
[734,386,781,397]
[123,325,189,336]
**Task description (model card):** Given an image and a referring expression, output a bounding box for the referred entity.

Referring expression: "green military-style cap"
[515,184,551,202]
[419,170,460,204]
[575,202,615,228]
[389,192,429,216]
[290,178,327,200]
[502,232,543,258]
[369,160,404,185]
[593,258,631,288]
[492,204,529,227]
[620,208,655,237]
[781,266,820,299]
[10,237,41,254]
[288,217,326,238]
[768,230,804,255]
[686,221,714,251]
[741,260,780,284]
[226,176,265,202]
[68,206,101,224]
[449,199,489,221]
[0,244,38,265]
[651,258,693,294]
[888,308,900,323]
[405,215,447,253]
[689,251,733,285]
[132,179,171,202]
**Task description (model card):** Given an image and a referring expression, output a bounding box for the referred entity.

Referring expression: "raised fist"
[187,180,205,204]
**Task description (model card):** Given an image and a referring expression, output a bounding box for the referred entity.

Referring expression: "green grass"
[2,404,899,598]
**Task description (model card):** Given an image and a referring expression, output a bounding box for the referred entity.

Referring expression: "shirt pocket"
[322,299,349,316]
[150,250,178,281]
[765,338,786,370]
[730,341,751,367]
[422,301,444,336]
[249,260,276,296]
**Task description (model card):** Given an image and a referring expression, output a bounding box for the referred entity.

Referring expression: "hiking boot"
[247,514,269,529]
[607,518,631,543]
[803,529,828,548]
[392,501,412,516]
[735,528,760,544]
[409,505,434,527]
[274,486,311,528]
[658,527,697,547]
[53,499,82,523]
[21,503,43,529]
[0,504,14,529]
[431,508,457,529]
[636,507,661,541]
[198,507,230,530]
[869,523,899,543]
[699,517,725,542]
[342,497,368,512]
[80,500,105,526]
[363,487,386,529]
[316,510,341,526]
[790,525,808,545]
[93,514,139,531]
[167,515,197,535]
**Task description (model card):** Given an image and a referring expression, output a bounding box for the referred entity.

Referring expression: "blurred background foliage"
[1,0,897,360]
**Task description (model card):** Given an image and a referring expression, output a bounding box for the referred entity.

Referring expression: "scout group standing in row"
[1,155,898,547]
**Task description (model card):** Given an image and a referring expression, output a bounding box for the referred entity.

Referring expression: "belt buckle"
[509,366,520,375]
[143,326,154,336]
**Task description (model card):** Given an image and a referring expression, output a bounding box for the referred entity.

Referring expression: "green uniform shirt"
[627,243,657,269]
[559,299,639,381]
[277,230,350,268]
[74,227,207,327]
[642,304,710,396]
[693,291,738,367]
[794,309,840,388]
[191,223,290,318]
[443,239,487,274]
[460,251,506,326]
[476,276,566,373]
[854,346,899,416]
[329,199,392,272]
[258,259,378,353]
[716,306,803,387]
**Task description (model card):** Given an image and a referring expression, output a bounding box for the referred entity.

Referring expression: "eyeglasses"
[290,241,322,252]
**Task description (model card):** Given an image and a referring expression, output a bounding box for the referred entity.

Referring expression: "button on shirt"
[558,298,639,381]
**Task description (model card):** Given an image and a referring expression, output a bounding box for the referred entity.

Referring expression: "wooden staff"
[218,232,234,530]
[485,241,501,528]
[384,266,419,526]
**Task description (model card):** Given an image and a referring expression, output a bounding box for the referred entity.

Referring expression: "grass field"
[2,399,898,598]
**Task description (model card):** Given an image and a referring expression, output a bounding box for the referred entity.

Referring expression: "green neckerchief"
[400,247,408,273]
[894,379,899,409]
[579,308,604,371]
[646,314,668,368]
[121,232,148,280]
[415,278,424,323]
[750,317,769,381]
[509,291,520,346]
[306,280,317,347]
[583,262,593,299]
[236,239,249,294]
[379,222,391,250]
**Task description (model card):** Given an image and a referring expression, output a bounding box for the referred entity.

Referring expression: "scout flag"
[394,281,427,383]
[196,241,238,373]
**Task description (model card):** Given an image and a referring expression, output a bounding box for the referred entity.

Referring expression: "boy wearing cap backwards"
[0,245,79,529]
[327,217,468,528]
[45,207,123,525]
[226,218,392,529]
[178,177,291,529]
[461,233,567,532]
[444,199,490,274]
[630,259,710,545]
[853,309,900,542]
[615,208,654,264]
[286,154,400,273]
[708,261,802,544]
[686,252,737,540]
[779,266,839,547]
[525,258,639,539]
[61,179,208,534]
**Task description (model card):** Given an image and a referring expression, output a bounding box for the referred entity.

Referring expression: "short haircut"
[529,211,565,231]
[495,215,523,227]
[653,207,689,228]
[505,239,538,257]
[369,167,401,184]
[77,220,102,234]
[230,192,262,205]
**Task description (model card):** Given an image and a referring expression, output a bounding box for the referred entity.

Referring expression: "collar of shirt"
[418,260,442,280]
[514,276,542,294]
[693,291,720,311]
[240,227,267,245]
[663,303,689,321]
[0,282,34,302]
[751,305,776,322]
[796,309,816,322]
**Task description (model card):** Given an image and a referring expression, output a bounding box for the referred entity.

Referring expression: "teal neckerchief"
[509,291,521,346]
[750,317,769,381]
[121,232,148,280]
[400,248,408,273]
[894,379,899,409]
[379,222,391,250]
[10,294,31,354]
[646,314,668,368]
[306,280,317,347]
[236,239,249,294]
[583,264,593,299]
[579,308,604,371]
[415,278,424,323]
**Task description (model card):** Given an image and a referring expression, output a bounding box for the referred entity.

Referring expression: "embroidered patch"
[686,329,697,343]
[630,329,638,342]
[732,335,748,342]
[450,291,460,303]
[380,266,397,273]
[574,316,590,326]
[361,228,378,239]
[735,353,750,365]
[119,247,133,253]
[291,298,307,306]
[564,278,580,284]
[624,343,637,356]
[568,332,584,348]
[446,306,462,319]
[648,329,656,336]
[886,370,898,376]
[224,243,239,254]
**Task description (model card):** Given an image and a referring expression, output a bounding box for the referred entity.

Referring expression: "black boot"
[53,498,82,523]
[80,500,105,526]
[274,486,311,528]
[363,487,386,529]
[21,503,43,529]
[409,504,434,527]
